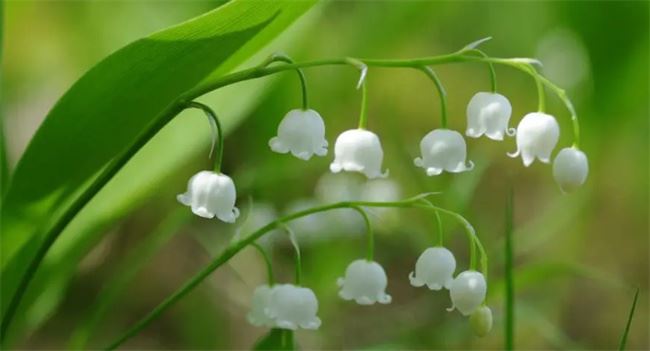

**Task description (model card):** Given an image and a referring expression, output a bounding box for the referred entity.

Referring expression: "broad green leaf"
[254,328,295,350]
[13,9,320,346]
[0,0,315,337]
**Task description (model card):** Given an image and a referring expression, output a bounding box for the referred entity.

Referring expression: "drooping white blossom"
[337,259,392,305]
[470,305,493,337]
[448,270,487,316]
[330,129,388,179]
[252,284,321,330]
[466,92,514,141]
[409,247,456,290]
[414,129,474,176]
[553,147,589,193]
[269,109,328,160]
[177,171,239,222]
[508,112,560,166]
[247,285,275,327]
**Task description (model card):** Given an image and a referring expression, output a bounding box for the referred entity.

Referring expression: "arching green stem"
[418,66,448,128]
[465,49,497,93]
[526,64,547,113]
[251,242,274,286]
[261,53,309,110]
[351,205,373,261]
[433,209,444,246]
[281,223,302,285]
[184,101,224,172]
[357,80,369,129]
[345,58,369,129]
[418,199,488,280]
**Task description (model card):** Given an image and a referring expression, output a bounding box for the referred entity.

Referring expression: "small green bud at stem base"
[470,305,493,337]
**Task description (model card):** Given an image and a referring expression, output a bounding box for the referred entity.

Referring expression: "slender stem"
[251,243,274,286]
[535,73,581,147]
[282,224,302,285]
[104,195,438,350]
[351,206,373,261]
[261,53,309,110]
[418,66,447,128]
[469,234,477,270]
[418,199,488,280]
[357,80,368,129]
[465,49,497,92]
[618,287,640,350]
[433,209,443,246]
[505,186,515,350]
[530,66,546,112]
[184,101,224,173]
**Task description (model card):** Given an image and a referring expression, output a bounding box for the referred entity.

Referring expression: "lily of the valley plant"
[170,38,588,346]
[0,38,590,350]
[153,38,590,348]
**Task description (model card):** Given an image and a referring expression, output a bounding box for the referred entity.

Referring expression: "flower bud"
[466,92,514,141]
[448,270,487,316]
[414,129,474,176]
[508,112,560,167]
[330,129,388,179]
[409,247,456,290]
[337,259,392,305]
[269,109,328,160]
[470,305,493,337]
[553,147,588,193]
[177,171,239,222]
[264,284,321,330]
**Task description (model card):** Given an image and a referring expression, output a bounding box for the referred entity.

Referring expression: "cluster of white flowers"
[176,89,589,223]
[267,91,588,191]
[246,247,491,336]
[172,56,587,342]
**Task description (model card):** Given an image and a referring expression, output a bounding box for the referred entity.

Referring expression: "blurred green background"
[2,0,648,349]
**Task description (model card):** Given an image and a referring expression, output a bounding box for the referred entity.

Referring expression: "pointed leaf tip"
[464,37,493,50]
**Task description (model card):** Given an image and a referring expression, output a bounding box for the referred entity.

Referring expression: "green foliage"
[0,0,315,343]
[254,329,295,350]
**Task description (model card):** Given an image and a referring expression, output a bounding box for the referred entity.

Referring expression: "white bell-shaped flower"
[409,247,456,290]
[269,109,328,160]
[247,285,275,327]
[414,129,474,176]
[508,112,560,166]
[337,259,392,305]
[448,270,487,316]
[330,129,388,179]
[265,284,321,330]
[466,92,514,141]
[553,147,589,193]
[177,171,240,222]
[470,305,493,337]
